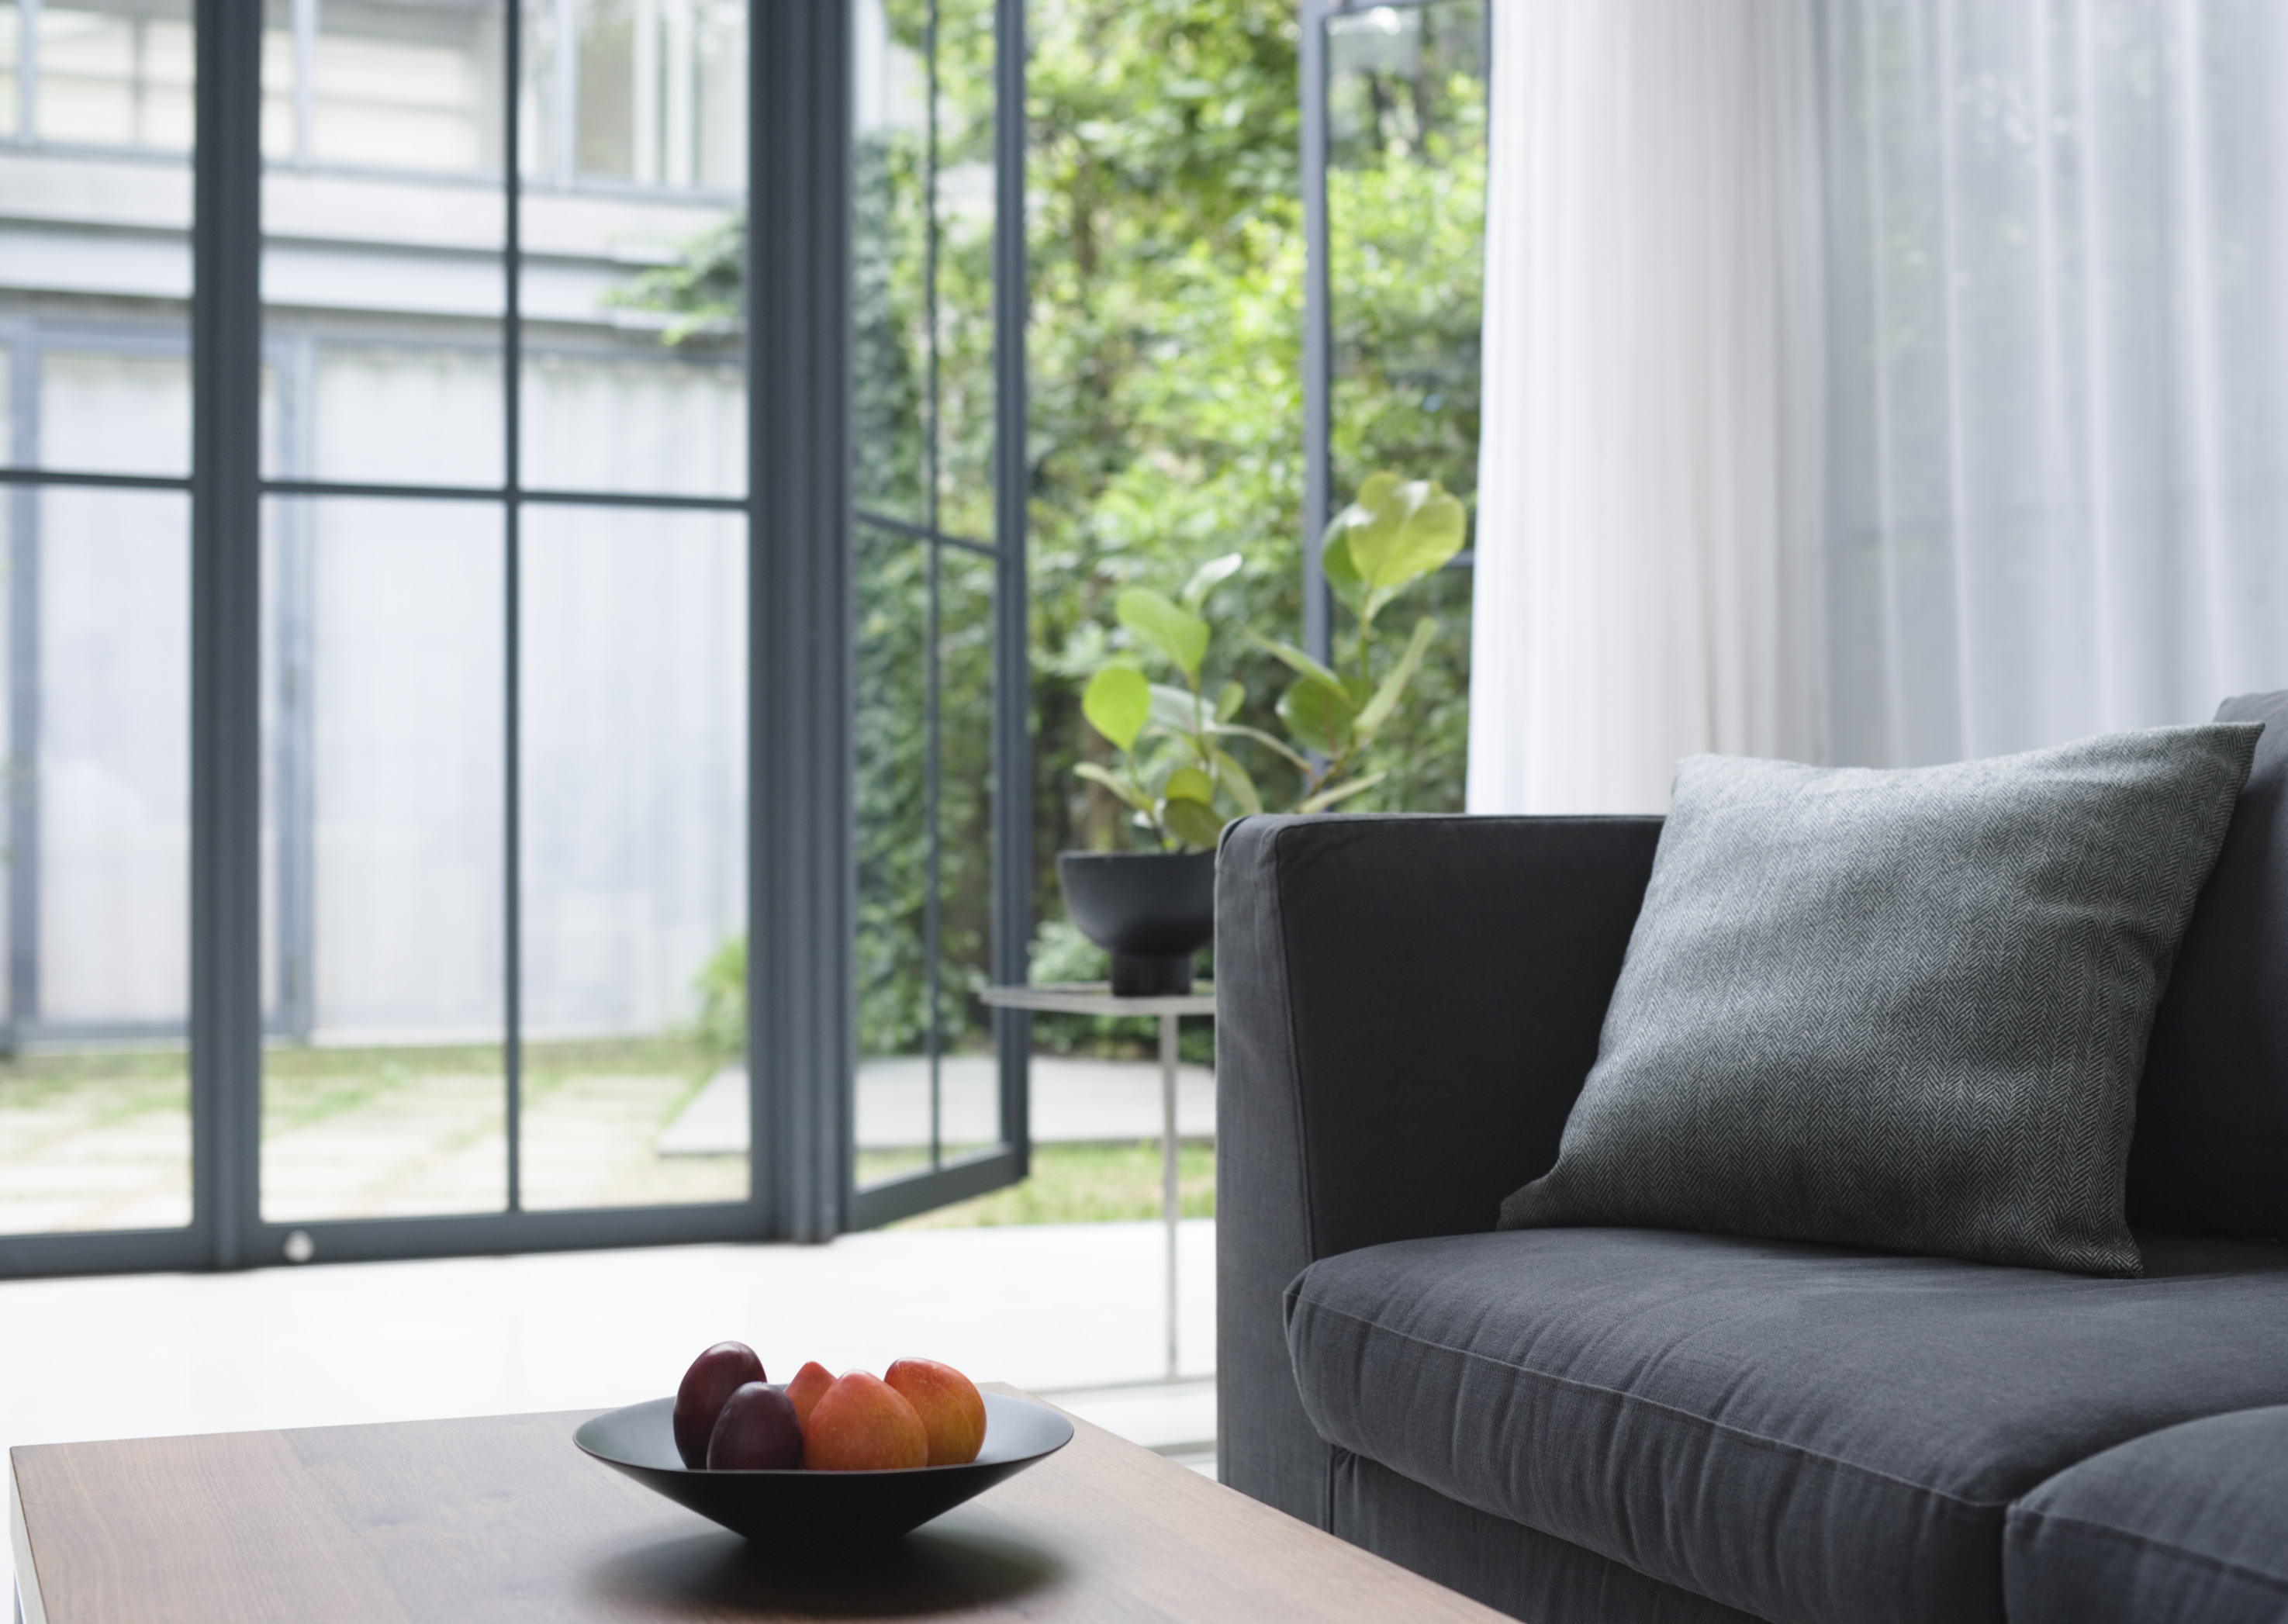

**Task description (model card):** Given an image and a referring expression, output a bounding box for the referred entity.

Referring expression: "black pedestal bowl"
[1056,849,1215,995]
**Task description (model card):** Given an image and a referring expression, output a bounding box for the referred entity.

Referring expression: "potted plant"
[1059,472,1467,993]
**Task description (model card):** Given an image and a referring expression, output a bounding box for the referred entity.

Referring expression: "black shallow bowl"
[575,1393,1073,1546]
[1056,849,1216,958]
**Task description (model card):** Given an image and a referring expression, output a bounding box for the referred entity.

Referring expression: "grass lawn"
[886,1140,1215,1229]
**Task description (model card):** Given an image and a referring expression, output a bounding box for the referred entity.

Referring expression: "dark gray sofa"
[1215,691,2288,1624]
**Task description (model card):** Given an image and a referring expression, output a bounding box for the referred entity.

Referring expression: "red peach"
[883,1358,986,1466]
[785,1360,835,1429]
[800,1371,928,1471]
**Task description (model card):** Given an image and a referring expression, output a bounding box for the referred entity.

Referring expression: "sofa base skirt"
[1332,1450,1765,1624]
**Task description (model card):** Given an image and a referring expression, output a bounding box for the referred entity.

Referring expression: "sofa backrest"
[2126,688,2288,1239]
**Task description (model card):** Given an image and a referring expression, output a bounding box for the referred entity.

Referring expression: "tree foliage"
[637,0,1486,1059]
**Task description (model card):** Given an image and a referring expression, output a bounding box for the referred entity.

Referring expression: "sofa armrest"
[1213,812,1663,1526]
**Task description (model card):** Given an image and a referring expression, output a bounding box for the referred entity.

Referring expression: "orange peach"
[785,1360,835,1429]
[800,1371,928,1471]
[883,1357,986,1466]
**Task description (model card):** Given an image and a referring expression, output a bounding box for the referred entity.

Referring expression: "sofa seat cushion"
[2005,1406,2288,1624]
[1285,1228,2288,1624]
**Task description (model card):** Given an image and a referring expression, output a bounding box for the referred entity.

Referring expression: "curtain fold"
[1467,0,1823,814]
[1468,0,2288,807]
[1820,0,2288,765]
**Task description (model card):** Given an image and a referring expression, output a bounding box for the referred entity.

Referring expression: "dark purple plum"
[706,1381,804,1470]
[673,1341,765,1468]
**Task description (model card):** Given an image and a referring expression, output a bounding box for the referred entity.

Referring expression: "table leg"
[1161,1010,1179,1381]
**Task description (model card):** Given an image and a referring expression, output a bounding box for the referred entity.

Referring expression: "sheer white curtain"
[1820,0,2288,765]
[1469,0,2288,807]
[1467,0,1823,814]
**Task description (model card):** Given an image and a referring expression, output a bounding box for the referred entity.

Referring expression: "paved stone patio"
[1,1048,1215,1235]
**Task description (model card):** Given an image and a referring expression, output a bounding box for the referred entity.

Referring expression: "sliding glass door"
[0,0,200,1270]
[250,0,752,1250]
[1300,0,1484,806]
[0,0,1028,1277]
[847,0,1029,1229]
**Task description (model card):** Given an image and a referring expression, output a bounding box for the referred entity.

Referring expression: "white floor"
[2,1220,1218,1605]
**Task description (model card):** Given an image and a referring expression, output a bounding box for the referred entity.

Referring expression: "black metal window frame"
[845,0,1032,1233]
[1298,0,1485,669]
[0,0,1035,1279]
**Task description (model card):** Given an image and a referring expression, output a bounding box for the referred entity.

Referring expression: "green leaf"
[1277,675,1358,758]
[1180,552,1243,613]
[1353,470,1403,512]
[1353,615,1440,742]
[1320,530,1367,617]
[1211,748,1263,815]
[1336,475,1468,608]
[1215,680,1246,723]
[1163,765,1216,805]
[1161,795,1226,851]
[1243,628,1348,696]
[1073,760,1153,813]
[1146,682,1204,734]
[1080,665,1150,752]
[1295,770,1388,814]
[1117,587,1210,679]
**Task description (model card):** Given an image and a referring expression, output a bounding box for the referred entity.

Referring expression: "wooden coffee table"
[9,1385,1506,1622]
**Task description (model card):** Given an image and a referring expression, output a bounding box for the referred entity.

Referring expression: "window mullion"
[503,0,527,1214]
[190,0,270,1270]
[990,0,1029,1170]
[750,0,853,1242]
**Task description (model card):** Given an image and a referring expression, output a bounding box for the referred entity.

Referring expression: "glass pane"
[36,2,194,150]
[687,0,743,189]
[852,0,1009,1203]
[931,0,995,547]
[519,0,745,499]
[935,544,997,1160]
[851,0,928,526]
[261,497,507,1223]
[1326,0,1485,504]
[854,529,1003,1188]
[517,503,746,1210]
[300,342,504,488]
[854,523,930,1188]
[319,2,503,172]
[39,344,192,478]
[261,2,292,159]
[520,348,743,498]
[2,4,194,480]
[523,0,744,191]
[1325,0,1484,814]
[0,487,191,1237]
[263,2,504,488]
[573,0,631,178]
[260,0,504,173]
[1,7,19,136]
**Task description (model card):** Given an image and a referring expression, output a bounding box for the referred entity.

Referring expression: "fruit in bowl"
[672,1345,985,1471]
[575,1364,1073,1546]
[886,1357,988,1467]
[802,1373,929,1471]
[785,1360,834,1428]
[707,1381,804,1470]
[673,1342,765,1468]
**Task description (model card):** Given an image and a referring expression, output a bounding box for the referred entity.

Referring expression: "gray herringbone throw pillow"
[1498,724,2264,1276]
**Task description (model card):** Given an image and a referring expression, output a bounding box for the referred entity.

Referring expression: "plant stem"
[1124,747,1171,850]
